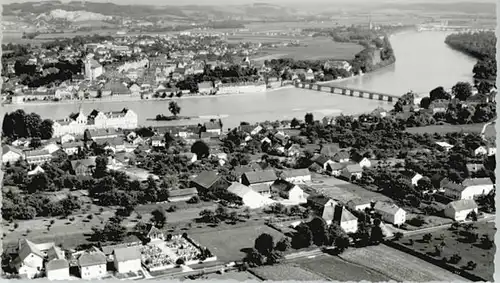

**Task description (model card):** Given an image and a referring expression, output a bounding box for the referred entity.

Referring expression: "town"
[1,0,497,282]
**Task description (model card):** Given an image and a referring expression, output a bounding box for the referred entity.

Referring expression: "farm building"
[113,246,142,274]
[227,182,275,209]
[373,202,406,225]
[444,199,478,221]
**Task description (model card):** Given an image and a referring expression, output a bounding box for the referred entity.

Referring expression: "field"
[338,244,471,281]
[250,264,326,281]
[293,254,391,281]
[396,222,495,281]
[307,174,393,204]
[405,123,496,139]
[197,271,261,281]
[249,37,363,61]
[189,224,285,263]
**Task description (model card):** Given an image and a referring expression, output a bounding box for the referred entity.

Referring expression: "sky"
[3,0,495,5]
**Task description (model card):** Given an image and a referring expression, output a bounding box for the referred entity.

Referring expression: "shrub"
[50,220,55,225]
[13,223,19,229]
[87,214,94,220]
[176,258,185,265]
[187,196,200,204]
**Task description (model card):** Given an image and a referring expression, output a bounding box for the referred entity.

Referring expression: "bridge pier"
[309,84,313,90]
[330,87,335,93]
[317,85,322,91]
[358,91,364,98]
[349,90,354,96]
[342,89,346,95]
[369,93,373,99]
[388,96,393,102]
[378,94,384,101]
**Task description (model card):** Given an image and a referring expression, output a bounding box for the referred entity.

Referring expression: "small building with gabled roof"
[444,199,478,221]
[373,202,406,225]
[113,246,142,274]
[241,170,277,188]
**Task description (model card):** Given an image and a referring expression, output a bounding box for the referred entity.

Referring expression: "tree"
[83,129,92,143]
[452,82,473,101]
[290,118,300,128]
[168,101,181,117]
[422,233,432,243]
[151,208,167,228]
[191,140,210,159]
[292,223,313,249]
[93,155,108,179]
[254,233,274,256]
[275,237,291,252]
[98,218,127,242]
[305,113,314,125]
[419,97,431,109]
[29,137,42,149]
[370,220,384,244]
[480,234,493,249]
[429,86,451,101]
[335,235,350,253]
[245,248,265,267]
[308,217,329,246]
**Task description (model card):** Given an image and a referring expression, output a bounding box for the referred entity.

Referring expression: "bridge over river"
[294,81,400,103]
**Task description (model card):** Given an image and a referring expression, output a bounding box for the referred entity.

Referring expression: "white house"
[27,165,45,176]
[280,169,311,183]
[326,162,346,177]
[444,178,494,200]
[113,246,142,274]
[487,146,496,156]
[78,248,107,280]
[227,182,275,209]
[473,145,488,156]
[85,58,104,81]
[436,141,454,152]
[337,207,358,234]
[10,239,45,279]
[43,142,61,155]
[60,134,76,144]
[46,259,70,281]
[151,136,165,147]
[346,198,372,211]
[444,199,478,221]
[271,179,307,205]
[408,173,423,186]
[373,202,406,225]
[2,145,24,165]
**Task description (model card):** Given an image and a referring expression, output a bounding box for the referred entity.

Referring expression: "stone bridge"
[294,82,399,103]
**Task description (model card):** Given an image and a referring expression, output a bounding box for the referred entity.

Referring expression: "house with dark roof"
[443,178,494,200]
[280,169,311,183]
[147,226,164,242]
[310,154,334,172]
[346,198,372,211]
[2,145,24,165]
[113,246,142,274]
[191,171,228,191]
[326,162,347,177]
[10,239,45,279]
[271,179,307,204]
[319,143,341,157]
[77,247,107,279]
[168,188,198,202]
[332,151,350,163]
[351,152,371,168]
[204,121,223,135]
[241,170,277,188]
[340,164,363,181]
[444,199,478,221]
[71,158,97,176]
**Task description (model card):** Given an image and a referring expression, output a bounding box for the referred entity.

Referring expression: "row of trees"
[2,110,54,140]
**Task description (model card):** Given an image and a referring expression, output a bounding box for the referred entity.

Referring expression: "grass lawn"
[250,264,326,281]
[338,244,471,282]
[292,254,391,281]
[397,222,495,281]
[197,271,261,281]
[189,224,285,263]
[405,123,496,139]
[253,38,363,61]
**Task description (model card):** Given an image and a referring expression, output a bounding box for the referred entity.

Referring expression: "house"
[436,141,454,152]
[280,169,311,183]
[71,158,96,176]
[340,164,363,181]
[251,125,263,136]
[43,142,61,154]
[113,246,142,274]
[308,195,338,221]
[24,149,52,165]
[487,146,496,156]
[351,153,371,168]
[27,165,45,176]
[198,81,215,94]
[77,247,107,280]
[346,198,372,211]
[274,131,289,146]
[326,162,347,177]
[402,172,423,186]
[168,188,198,202]
[466,163,485,174]
[151,136,165,147]
[46,259,70,281]
[285,144,302,157]
[62,141,84,156]
[11,138,30,147]
[60,134,76,144]
[319,143,341,157]
[241,170,277,188]
[443,178,494,200]
[204,121,223,135]
[333,206,358,234]
[191,171,227,191]
[10,239,45,279]
[332,151,350,163]
[310,155,335,172]
[147,226,164,241]
[473,145,488,156]
[373,202,406,225]
[271,179,307,204]
[2,145,24,165]
[227,182,275,209]
[444,199,479,221]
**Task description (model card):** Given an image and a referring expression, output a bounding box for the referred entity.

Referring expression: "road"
[401,214,495,237]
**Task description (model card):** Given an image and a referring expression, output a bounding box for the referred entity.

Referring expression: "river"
[4,31,477,129]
